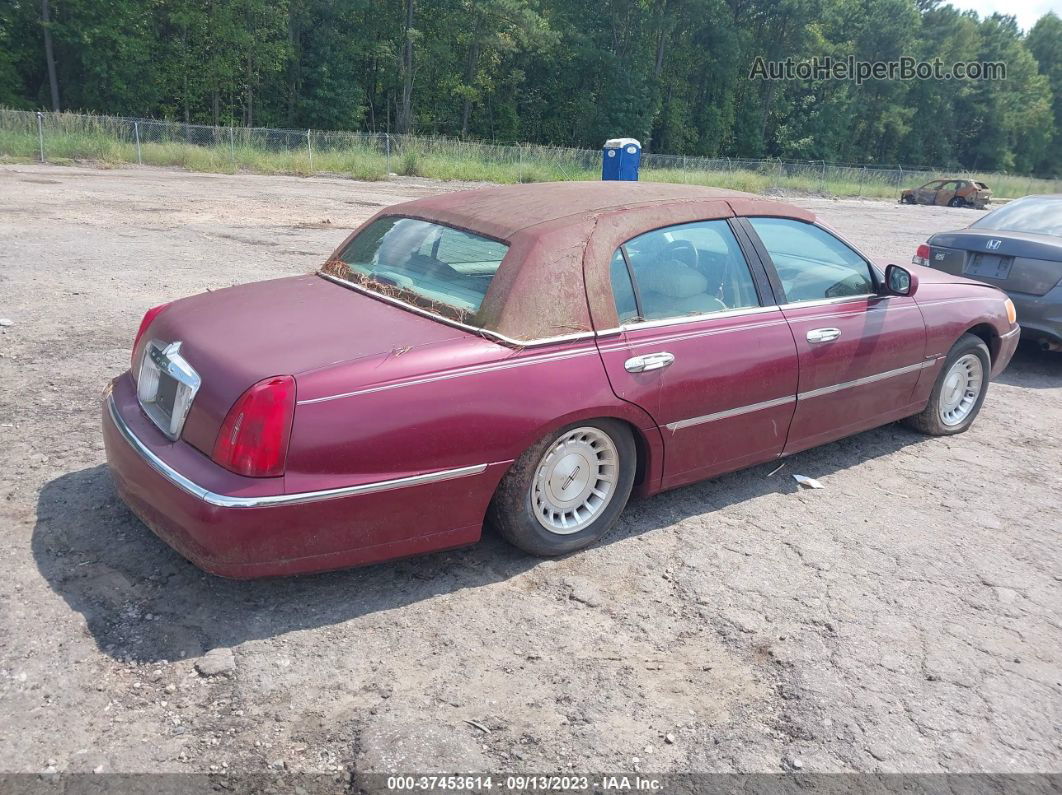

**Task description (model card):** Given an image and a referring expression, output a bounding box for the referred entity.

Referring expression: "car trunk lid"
[137,274,467,456]
[926,230,1062,296]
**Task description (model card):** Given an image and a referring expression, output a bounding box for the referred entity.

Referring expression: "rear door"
[742,217,928,454]
[595,218,799,490]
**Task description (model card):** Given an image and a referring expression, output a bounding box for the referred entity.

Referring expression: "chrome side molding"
[107,396,488,508]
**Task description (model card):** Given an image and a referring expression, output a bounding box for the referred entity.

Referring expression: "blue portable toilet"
[602,137,641,181]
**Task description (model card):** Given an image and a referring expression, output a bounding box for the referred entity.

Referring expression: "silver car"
[915,194,1062,351]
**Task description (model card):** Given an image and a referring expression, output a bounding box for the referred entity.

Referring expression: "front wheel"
[904,333,990,435]
[487,420,636,556]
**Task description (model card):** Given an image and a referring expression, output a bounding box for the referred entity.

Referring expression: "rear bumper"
[102,380,501,578]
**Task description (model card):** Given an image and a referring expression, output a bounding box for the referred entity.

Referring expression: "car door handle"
[806,327,841,343]
[624,352,675,373]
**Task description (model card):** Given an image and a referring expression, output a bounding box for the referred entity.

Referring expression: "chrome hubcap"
[939,354,984,426]
[531,427,618,535]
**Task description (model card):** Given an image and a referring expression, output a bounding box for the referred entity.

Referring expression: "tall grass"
[2,109,1059,199]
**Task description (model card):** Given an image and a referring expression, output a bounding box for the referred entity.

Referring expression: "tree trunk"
[461,35,479,138]
[245,53,254,127]
[287,9,300,126]
[652,0,670,79]
[40,0,60,111]
[396,0,415,134]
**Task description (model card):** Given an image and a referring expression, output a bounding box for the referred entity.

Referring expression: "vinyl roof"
[329,181,816,342]
[387,181,765,239]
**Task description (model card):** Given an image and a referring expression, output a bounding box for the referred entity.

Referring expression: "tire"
[901,195,915,204]
[948,196,966,208]
[904,333,991,435]
[487,419,636,556]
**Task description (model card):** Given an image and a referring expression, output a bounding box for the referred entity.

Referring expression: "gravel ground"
[0,164,1059,783]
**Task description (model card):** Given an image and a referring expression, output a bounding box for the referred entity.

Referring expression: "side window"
[747,218,874,303]
[609,249,640,324]
[609,220,761,322]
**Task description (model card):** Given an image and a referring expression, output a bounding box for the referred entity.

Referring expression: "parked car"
[103,182,1019,578]
[901,179,991,209]
[914,194,1062,351]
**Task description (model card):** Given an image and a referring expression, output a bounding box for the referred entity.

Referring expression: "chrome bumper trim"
[106,396,487,509]
[1000,325,1020,340]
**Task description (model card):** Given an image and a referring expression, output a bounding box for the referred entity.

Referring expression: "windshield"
[322,216,510,322]
[971,197,1062,238]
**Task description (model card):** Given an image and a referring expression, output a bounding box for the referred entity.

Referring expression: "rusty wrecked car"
[901,178,991,209]
[103,182,1019,578]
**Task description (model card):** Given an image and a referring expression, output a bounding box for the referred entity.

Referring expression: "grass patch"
[2,110,1059,199]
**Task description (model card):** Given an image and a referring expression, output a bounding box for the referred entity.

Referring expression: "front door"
[916,181,944,205]
[935,180,961,206]
[743,217,928,455]
[595,218,799,490]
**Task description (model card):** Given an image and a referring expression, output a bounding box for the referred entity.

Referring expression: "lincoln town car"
[102,182,1020,577]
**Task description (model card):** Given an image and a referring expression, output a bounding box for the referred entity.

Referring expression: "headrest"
[639,260,708,299]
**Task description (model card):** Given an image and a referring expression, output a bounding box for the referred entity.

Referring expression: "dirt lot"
[1,164,1059,783]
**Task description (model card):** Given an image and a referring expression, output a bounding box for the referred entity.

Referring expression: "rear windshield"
[322,216,509,321]
[972,197,1062,238]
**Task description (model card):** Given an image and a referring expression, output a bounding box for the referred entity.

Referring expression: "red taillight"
[915,244,930,260]
[132,303,172,368]
[212,376,296,478]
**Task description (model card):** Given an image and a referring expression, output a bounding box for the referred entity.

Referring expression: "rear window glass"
[972,197,1062,238]
[322,216,509,321]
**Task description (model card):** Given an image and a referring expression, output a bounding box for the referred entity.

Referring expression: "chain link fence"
[2,108,1058,199]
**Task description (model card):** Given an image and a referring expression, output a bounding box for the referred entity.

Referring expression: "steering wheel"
[662,239,699,270]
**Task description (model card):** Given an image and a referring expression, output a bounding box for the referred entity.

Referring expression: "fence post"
[821,160,827,194]
[859,166,866,198]
[306,129,313,172]
[36,111,45,163]
[385,133,391,175]
[134,120,142,165]
[229,127,236,172]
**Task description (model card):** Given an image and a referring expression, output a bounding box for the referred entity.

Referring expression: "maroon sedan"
[103,182,1019,577]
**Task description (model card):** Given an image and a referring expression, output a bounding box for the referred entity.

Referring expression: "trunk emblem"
[986,239,1002,250]
[149,341,183,375]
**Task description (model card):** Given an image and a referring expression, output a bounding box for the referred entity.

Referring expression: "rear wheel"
[948,196,966,208]
[904,333,990,435]
[488,420,636,556]
[901,195,915,204]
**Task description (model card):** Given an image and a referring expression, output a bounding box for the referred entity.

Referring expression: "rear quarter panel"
[285,337,664,497]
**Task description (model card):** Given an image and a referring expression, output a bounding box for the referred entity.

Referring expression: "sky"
[941,0,1059,32]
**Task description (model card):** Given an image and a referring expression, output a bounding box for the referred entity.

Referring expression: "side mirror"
[884,264,918,297]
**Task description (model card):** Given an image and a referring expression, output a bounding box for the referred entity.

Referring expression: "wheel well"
[622,420,650,487]
[964,323,998,364]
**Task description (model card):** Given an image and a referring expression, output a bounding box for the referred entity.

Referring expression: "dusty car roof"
[388,181,764,239]
[330,182,815,343]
